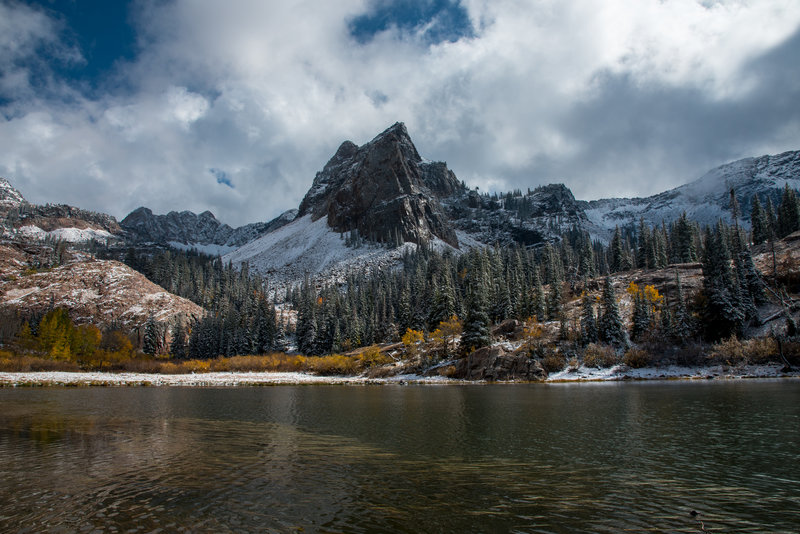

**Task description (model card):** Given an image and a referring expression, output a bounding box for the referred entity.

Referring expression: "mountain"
[0,178,26,210]
[583,150,800,235]
[225,123,474,287]
[121,206,298,255]
[298,122,464,247]
[0,178,121,243]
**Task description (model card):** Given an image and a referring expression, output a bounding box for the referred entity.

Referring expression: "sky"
[1,0,799,227]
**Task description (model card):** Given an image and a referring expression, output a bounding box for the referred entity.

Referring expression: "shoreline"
[0,363,797,387]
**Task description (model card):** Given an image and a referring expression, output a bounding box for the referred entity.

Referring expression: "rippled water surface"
[1,381,799,533]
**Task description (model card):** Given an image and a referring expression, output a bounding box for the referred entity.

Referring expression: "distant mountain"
[0,178,121,243]
[0,178,26,210]
[121,207,298,255]
[583,150,800,235]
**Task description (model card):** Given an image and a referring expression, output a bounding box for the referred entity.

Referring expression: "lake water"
[1,381,798,533]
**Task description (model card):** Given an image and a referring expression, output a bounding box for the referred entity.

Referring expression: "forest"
[2,186,800,374]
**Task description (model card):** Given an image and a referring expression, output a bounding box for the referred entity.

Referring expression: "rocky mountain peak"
[298,122,463,247]
[0,178,27,210]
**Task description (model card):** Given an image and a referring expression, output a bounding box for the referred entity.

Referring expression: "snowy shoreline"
[0,364,797,387]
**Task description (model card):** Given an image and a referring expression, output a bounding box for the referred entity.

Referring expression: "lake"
[1,381,798,533]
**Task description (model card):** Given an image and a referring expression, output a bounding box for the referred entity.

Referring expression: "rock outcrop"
[121,207,297,248]
[298,122,463,247]
[454,346,548,381]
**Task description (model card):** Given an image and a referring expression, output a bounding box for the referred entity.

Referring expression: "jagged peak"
[0,177,27,208]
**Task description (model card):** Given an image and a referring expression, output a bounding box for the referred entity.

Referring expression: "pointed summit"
[0,177,27,210]
[298,123,463,247]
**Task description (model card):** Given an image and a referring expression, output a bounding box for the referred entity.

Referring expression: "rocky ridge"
[121,206,297,251]
[298,122,464,247]
[583,150,800,235]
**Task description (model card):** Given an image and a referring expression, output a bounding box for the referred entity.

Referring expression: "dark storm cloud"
[534,27,800,200]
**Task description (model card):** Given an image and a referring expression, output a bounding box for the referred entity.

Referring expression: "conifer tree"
[701,225,745,340]
[143,316,163,356]
[461,286,491,353]
[598,277,626,347]
[170,319,187,359]
[750,195,769,245]
[580,293,598,344]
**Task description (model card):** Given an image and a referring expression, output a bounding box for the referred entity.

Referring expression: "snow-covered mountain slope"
[224,214,446,290]
[584,150,800,235]
[0,178,25,210]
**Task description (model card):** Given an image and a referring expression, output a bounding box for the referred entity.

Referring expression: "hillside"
[0,242,204,329]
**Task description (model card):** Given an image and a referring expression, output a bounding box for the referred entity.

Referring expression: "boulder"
[454,345,547,381]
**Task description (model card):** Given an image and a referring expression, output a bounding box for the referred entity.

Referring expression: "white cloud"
[0,0,799,226]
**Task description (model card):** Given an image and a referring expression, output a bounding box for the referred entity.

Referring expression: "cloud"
[0,0,798,227]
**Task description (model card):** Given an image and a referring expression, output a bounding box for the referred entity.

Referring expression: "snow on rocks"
[547,363,799,382]
[0,258,204,327]
[224,214,453,292]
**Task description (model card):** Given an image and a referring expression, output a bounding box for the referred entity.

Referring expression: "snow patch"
[17,225,113,243]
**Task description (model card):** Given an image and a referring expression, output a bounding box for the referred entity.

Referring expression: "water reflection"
[0,382,798,532]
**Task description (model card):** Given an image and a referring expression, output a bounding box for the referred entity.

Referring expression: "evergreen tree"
[170,319,187,359]
[580,293,598,344]
[750,195,769,245]
[143,316,163,356]
[701,224,745,340]
[598,277,626,347]
[610,227,624,272]
[630,290,653,341]
[778,184,800,237]
[461,286,491,353]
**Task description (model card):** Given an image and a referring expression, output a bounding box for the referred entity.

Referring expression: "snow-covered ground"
[0,371,460,387]
[0,365,797,387]
[547,363,798,382]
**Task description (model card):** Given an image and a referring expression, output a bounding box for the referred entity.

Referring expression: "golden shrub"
[742,337,779,364]
[709,336,747,365]
[582,343,618,368]
[623,348,651,369]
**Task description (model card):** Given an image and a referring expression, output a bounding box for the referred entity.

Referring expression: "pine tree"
[777,184,800,237]
[580,293,598,344]
[143,316,163,356]
[701,224,745,340]
[630,290,653,341]
[610,227,624,272]
[461,286,491,353]
[598,277,626,347]
[170,319,187,359]
[750,195,769,245]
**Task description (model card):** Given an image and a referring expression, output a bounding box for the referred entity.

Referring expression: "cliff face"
[299,122,463,247]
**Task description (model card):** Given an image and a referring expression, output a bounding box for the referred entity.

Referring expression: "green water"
[1,381,798,532]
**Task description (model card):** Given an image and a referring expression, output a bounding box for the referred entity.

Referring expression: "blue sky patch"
[211,168,234,189]
[349,0,473,45]
[26,0,137,91]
